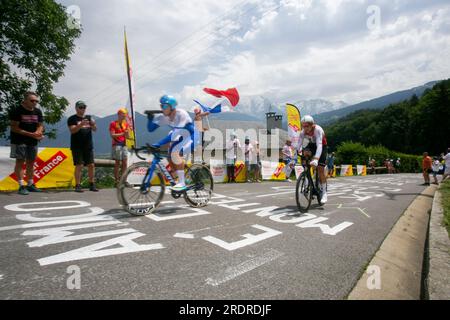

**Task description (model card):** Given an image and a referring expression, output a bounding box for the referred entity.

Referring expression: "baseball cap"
[118,108,128,115]
[76,101,87,108]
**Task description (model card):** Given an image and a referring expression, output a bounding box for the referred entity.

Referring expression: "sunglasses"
[160,103,171,110]
[77,106,86,109]
[30,100,39,103]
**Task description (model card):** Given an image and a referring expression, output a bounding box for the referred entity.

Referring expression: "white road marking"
[173,233,195,239]
[205,249,284,286]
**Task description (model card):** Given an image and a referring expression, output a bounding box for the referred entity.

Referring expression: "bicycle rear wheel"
[117,161,165,215]
[295,172,312,212]
[184,164,213,207]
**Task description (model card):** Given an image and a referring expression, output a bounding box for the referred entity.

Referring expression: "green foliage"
[440,180,450,238]
[0,0,81,138]
[325,80,450,156]
[335,142,421,173]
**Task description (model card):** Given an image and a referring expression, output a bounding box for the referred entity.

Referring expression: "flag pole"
[124,26,137,148]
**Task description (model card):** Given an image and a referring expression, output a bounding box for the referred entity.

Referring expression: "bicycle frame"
[141,152,176,190]
[140,151,203,193]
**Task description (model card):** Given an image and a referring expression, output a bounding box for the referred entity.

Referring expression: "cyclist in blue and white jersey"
[146,95,195,191]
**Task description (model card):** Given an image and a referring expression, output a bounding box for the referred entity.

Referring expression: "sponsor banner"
[261,161,287,180]
[210,160,226,183]
[340,164,354,177]
[0,148,75,191]
[357,165,367,176]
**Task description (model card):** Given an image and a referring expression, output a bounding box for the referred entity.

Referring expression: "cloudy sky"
[54,0,450,117]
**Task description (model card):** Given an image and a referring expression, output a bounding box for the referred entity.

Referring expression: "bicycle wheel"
[295,172,312,212]
[184,164,213,207]
[117,161,165,215]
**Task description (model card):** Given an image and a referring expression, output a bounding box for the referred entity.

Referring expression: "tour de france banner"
[209,160,246,183]
[340,164,354,177]
[357,165,367,176]
[210,159,226,183]
[261,161,287,181]
[0,147,75,191]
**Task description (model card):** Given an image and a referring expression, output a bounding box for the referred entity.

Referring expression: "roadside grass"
[440,179,450,238]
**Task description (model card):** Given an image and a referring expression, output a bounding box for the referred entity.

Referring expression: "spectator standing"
[395,158,401,173]
[110,108,130,186]
[369,158,376,175]
[254,141,262,182]
[244,137,254,183]
[431,156,440,185]
[9,92,44,195]
[326,152,335,178]
[421,152,432,186]
[193,106,209,163]
[67,101,99,192]
[225,133,241,183]
[442,148,450,182]
[282,139,295,182]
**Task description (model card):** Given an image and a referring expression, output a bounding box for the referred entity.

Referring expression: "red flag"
[203,87,240,107]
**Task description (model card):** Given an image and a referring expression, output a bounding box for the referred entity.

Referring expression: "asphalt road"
[0,174,426,299]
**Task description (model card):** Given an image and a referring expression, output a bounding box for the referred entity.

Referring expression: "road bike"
[117,144,213,216]
[295,151,327,212]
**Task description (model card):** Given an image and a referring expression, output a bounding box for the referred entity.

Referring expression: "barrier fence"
[0,146,390,191]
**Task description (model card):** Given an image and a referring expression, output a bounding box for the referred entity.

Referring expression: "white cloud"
[53,0,450,117]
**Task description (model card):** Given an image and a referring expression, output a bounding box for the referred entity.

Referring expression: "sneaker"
[75,184,84,193]
[26,184,42,192]
[18,186,29,195]
[321,191,328,204]
[171,183,187,192]
[89,183,99,192]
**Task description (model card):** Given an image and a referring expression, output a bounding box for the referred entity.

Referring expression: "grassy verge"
[440,179,450,238]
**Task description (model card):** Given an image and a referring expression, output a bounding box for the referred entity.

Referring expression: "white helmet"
[301,115,315,124]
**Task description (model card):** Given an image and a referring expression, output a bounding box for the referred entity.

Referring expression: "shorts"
[304,143,328,167]
[72,148,94,166]
[111,145,128,161]
[10,144,38,161]
[423,168,432,174]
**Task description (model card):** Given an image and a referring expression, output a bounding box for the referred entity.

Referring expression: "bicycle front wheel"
[117,161,165,215]
[184,164,213,207]
[295,172,312,212]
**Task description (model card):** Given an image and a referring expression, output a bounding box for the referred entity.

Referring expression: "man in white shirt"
[225,132,241,183]
[244,137,254,183]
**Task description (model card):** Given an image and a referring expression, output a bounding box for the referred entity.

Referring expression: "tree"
[0,0,81,138]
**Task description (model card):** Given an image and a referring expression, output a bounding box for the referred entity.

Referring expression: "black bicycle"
[117,144,213,216]
[295,151,326,212]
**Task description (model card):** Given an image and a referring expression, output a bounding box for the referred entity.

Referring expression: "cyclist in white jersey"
[146,95,195,191]
[297,115,328,203]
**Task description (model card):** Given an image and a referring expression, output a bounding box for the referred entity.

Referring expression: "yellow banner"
[286,103,301,147]
[0,148,75,191]
[340,165,354,176]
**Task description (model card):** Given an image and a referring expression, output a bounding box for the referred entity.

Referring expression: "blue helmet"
[160,95,178,109]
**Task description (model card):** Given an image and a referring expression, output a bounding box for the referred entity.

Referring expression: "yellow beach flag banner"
[124,27,137,149]
[0,148,75,191]
[340,164,354,176]
[357,165,367,176]
[286,103,301,148]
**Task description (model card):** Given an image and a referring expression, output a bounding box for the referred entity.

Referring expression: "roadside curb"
[348,185,436,300]
[427,189,450,300]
